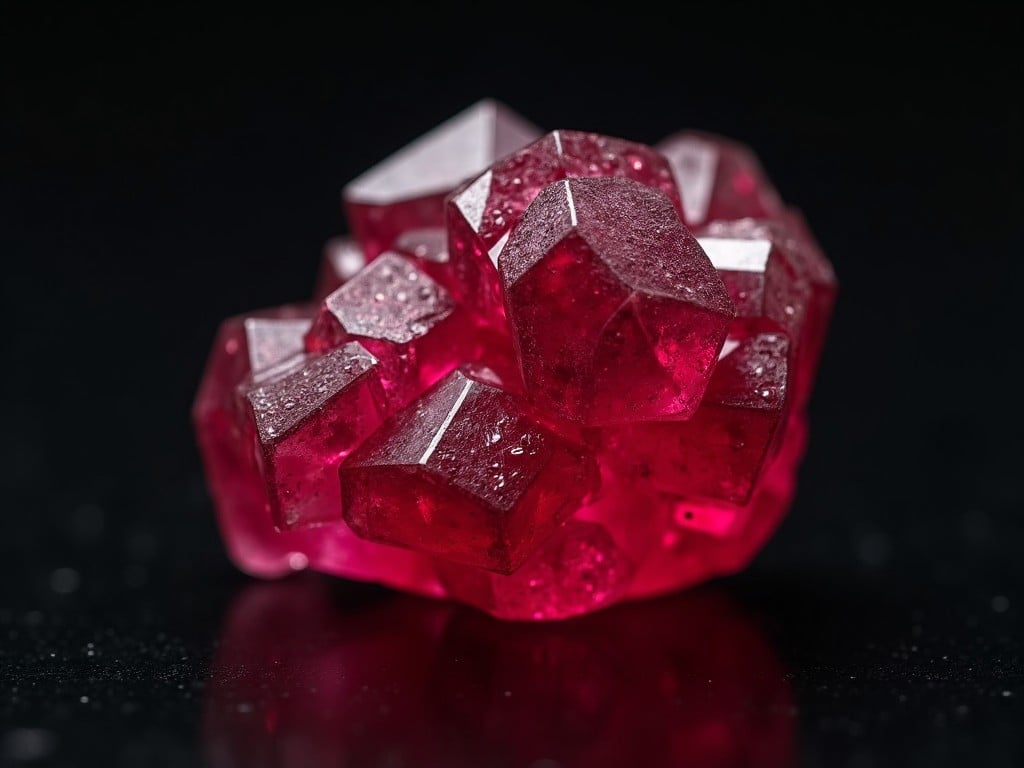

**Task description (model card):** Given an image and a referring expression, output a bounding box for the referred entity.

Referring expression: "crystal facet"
[447,129,682,320]
[600,329,790,507]
[306,253,474,406]
[243,342,386,530]
[341,368,597,573]
[195,104,835,620]
[344,100,541,259]
[658,131,783,226]
[501,177,734,425]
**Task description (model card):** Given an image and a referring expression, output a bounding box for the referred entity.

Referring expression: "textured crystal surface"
[344,100,540,258]
[314,236,366,301]
[306,253,473,406]
[194,307,442,593]
[600,329,789,507]
[658,131,783,226]
[341,368,597,573]
[195,105,835,620]
[698,215,837,406]
[448,130,682,319]
[501,177,734,425]
[244,342,386,530]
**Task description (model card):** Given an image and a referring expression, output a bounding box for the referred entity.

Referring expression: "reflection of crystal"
[203,578,795,768]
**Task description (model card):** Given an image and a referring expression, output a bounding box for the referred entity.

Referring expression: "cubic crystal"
[344,100,540,258]
[658,131,782,226]
[447,129,683,319]
[698,234,810,338]
[500,177,734,425]
[243,342,386,530]
[194,308,444,594]
[306,253,473,406]
[341,368,598,573]
[698,215,837,406]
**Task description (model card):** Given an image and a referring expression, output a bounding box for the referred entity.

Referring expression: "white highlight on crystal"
[663,137,718,224]
[564,179,578,226]
[419,379,474,465]
[699,237,772,273]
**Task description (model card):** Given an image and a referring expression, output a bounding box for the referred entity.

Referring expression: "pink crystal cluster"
[194,100,836,620]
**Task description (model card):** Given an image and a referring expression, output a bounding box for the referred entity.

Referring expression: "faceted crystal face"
[698,235,811,338]
[600,329,790,508]
[438,521,632,620]
[344,100,541,258]
[341,369,598,574]
[658,131,783,227]
[447,129,683,319]
[698,215,837,406]
[314,236,366,301]
[306,253,472,405]
[244,342,387,530]
[500,177,735,425]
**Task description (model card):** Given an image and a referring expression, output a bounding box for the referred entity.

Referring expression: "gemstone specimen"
[501,177,735,425]
[658,131,783,227]
[447,130,682,319]
[314,236,366,301]
[698,234,810,338]
[698,215,837,406]
[195,308,444,594]
[341,368,598,573]
[344,100,540,259]
[306,253,472,406]
[244,342,386,530]
[195,104,835,621]
[601,329,790,508]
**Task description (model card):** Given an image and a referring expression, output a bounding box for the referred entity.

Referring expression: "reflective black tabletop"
[1,7,1020,767]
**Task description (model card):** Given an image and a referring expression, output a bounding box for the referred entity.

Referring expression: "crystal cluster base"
[194,100,836,620]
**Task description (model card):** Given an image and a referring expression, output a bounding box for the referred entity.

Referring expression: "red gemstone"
[438,520,632,620]
[698,215,837,406]
[314,236,366,301]
[194,307,444,594]
[658,131,783,226]
[698,233,811,339]
[501,177,734,425]
[243,342,386,530]
[306,253,476,406]
[195,105,837,619]
[341,368,598,573]
[344,100,540,259]
[447,129,683,320]
[600,329,790,508]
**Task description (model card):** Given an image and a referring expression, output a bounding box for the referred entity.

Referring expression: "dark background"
[2,7,1021,767]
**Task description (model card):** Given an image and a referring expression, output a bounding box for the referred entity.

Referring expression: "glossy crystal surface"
[341,368,597,573]
[500,177,734,425]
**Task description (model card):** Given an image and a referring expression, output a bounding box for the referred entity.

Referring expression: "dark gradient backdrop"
[1,7,1021,768]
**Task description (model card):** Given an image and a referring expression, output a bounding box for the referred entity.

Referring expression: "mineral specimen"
[194,104,835,619]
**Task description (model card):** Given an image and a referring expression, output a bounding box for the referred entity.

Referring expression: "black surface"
[2,7,1021,767]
